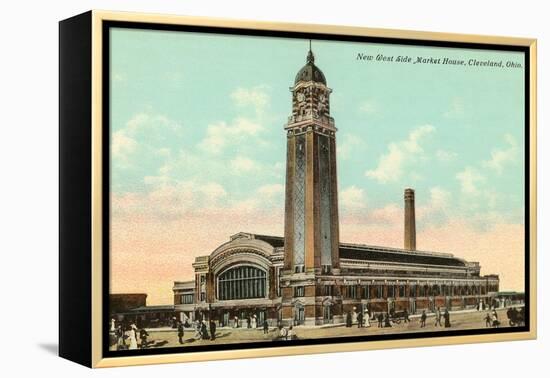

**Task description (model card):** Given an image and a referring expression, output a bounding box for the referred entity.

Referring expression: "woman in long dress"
[251,314,257,329]
[364,309,371,327]
[128,325,138,350]
[444,309,451,328]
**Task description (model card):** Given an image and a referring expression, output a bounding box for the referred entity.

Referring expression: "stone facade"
[172,48,500,327]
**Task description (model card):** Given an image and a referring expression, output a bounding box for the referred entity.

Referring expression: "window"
[218,266,267,300]
[398,285,406,298]
[295,265,305,273]
[324,285,334,296]
[294,286,305,297]
[200,292,205,302]
[387,285,395,298]
[410,284,417,297]
[276,267,281,297]
[348,286,358,299]
[375,285,384,298]
[362,285,370,299]
[321,265,331,274]
[181,294,194,304]
[419,285,425,297]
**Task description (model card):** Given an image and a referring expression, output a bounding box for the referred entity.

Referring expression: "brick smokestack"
[404,188,416,251]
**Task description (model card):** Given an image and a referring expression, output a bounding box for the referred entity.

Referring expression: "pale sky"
[109,27,526,305]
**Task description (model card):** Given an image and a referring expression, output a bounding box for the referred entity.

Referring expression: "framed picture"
[59,10,537,368]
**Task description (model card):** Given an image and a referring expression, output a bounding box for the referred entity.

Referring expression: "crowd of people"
[341,307,457,330]
[111,305,522,349]
[110,319,150,350]
[276,325,297,341]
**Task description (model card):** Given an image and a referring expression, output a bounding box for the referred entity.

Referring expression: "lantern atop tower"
[294,45,327,85]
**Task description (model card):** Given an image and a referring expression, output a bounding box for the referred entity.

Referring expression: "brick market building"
[172,48,500,327]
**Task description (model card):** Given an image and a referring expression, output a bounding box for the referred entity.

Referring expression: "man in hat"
[177,321,185,345]
[209,319,217,341]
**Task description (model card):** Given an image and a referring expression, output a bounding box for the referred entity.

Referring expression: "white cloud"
[231,86,269,114]
[365,125,435,183]
[121,179,228,219]
[436,149,458,162]
[230,155,261,174]
[429,186,451,210]
[200,182,228,205]
[111,111,183,167]
[198,118,263,155]
[483,134,519,173]
[111,130,138,162]
[340,186,367,210]
[125,112,182,134]
[456,166,485,194]
[338,133,367,160]
[257,184,284,197]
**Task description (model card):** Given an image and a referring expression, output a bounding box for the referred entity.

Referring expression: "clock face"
[297,92,305,102]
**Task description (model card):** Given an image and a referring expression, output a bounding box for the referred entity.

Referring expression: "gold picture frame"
[59,10,537,368]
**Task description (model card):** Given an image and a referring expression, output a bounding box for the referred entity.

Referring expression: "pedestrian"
[278,325,287,340]
[287,325,294,341]
[485,312,492,327]
[420,310,427,328]
[201,320,210,340]
[364,309,371,327]
[234,315,239,328]
[346,311,352,327]
[209,319,217,341]
[139,328,149,349]
[251,314,257,329]
[492,310,500,327]
[263,319,269,334]
[247,315,251,328]
[444,309,451,328]
[403,309,410,323]
[116,324,126,350]
[128,324,138,350]
[377,312,384,328]
[384,312,392,327]
[434,307,442,327]
[177,321,185,344]
[194,320,202,339]
[357,311,363,328]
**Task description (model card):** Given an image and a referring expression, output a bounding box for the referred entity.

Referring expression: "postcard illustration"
[108,27,527,352]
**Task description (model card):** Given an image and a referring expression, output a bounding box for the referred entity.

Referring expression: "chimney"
[404,188,416,251]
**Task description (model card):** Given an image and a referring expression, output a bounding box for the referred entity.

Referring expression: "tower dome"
[294,49,327,85]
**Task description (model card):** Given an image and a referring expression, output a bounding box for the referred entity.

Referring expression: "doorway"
[323,305,332,324]
[294,305,305,325]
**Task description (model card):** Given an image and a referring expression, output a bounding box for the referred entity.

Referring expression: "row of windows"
[340,284,490,299]
[311,284,492,299]
[192,265,496,302]
[180,294,194,304]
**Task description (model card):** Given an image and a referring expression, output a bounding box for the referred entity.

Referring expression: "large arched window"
[218,266,267,300]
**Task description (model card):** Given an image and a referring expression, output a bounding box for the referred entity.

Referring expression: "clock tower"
[281,47,342,326]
